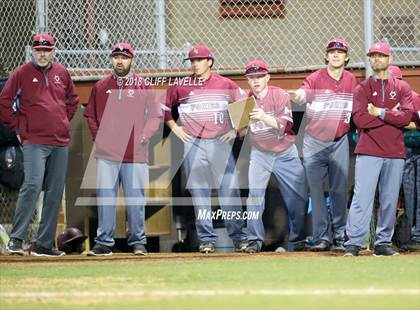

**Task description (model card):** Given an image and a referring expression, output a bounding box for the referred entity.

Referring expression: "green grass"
[1,255,419,309]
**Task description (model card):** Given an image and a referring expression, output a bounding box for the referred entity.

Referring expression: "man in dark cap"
[0,33,79,256]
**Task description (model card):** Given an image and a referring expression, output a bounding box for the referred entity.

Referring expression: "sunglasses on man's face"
[112,48,131,54]
[246,66,267,74]
[327,41,347,50]
[33,40,53,47]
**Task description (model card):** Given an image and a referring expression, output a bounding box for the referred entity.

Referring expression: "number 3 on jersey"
[344,112,351,124]
[214,112,224,124]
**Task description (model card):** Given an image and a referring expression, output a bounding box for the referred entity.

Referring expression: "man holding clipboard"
[240,60,308,253]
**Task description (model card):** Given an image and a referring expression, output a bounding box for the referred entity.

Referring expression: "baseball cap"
[367,42,391,56]
[32,33,55,49]
[245,60,269,76]
[326,38,349,52]
[388,65,402,79]
[111,42,134,58]
[184,44,213,61]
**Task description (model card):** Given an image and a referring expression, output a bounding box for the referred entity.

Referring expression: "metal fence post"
[36,0,47,33]
[156,0,167,69]
[364,0,374,78]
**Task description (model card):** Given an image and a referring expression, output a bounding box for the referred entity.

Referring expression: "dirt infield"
[1,250,419,264]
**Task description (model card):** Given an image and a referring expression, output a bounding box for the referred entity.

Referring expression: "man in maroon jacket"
[344,43,413,257]
[0,33,79,256]
[84,43,162,256]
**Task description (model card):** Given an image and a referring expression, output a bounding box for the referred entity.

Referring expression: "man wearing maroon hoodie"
[344,43,413,257]
[0,33,79,256]
[84,43,162,256]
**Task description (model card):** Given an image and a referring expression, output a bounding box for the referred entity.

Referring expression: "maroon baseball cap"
[388,65,402,79]
[111,42,134,58]
[326,38,349,52]
[367,42,392,56]
[184,44,214,61]
[245,60,269,76]
[32,33,55,49]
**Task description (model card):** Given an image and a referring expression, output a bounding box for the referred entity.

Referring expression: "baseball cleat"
[400,241,420,252]
[331,240,346,252]
[133,244,148,256]
[87,243,113,256]
[275,246,286,253]
[31,244,65,257]
[343,245,360,257]
[309,240,331,252]
[234,241,248,252]
[198,242,215,254]
[373,245,399,257]
[290,242,309,252]
[245,241,261,254]
[6,238,25,256]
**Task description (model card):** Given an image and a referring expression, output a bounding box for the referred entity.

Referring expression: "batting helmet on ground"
[57,227,87,254]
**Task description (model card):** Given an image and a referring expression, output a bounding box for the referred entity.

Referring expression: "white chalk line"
[1,288,419,299]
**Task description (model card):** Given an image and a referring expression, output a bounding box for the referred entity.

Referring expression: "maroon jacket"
[353,76,413,159]
[84,73,162,163]
[0,62,79,146]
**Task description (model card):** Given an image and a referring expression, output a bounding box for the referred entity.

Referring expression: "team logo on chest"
[389,91,397,100]
[54,75,62,84]
[127,89,135,98]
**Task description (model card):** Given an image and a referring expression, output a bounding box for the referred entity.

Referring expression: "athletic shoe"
[373,245,399,256]
[290,241,308,252]
[6,238,24,256]
[199,242,215,254]
[331,240,346,252]
[343,245,360,257]
[309,240,330,252]
[400,241,420,252]
[234,241,248,252]
[31,244,65,257]
[133,244,147,256]
[274,246,286,253]
[87,243,113,256]
[245,241,261,253]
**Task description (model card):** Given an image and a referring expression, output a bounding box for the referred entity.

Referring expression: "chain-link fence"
[0,0,418,79]
[0,0,37,76]
[0,184,40,249]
